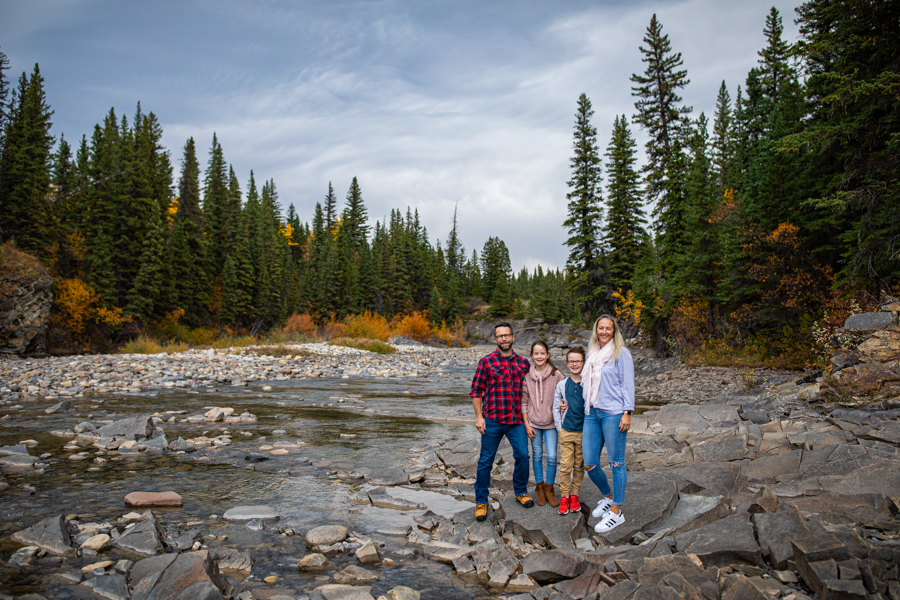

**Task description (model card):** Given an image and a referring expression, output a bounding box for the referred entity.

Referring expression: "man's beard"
[497,341,512,351]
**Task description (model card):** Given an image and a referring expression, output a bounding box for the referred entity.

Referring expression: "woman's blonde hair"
[588,314,626,360]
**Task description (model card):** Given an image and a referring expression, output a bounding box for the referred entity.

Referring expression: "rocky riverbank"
[0,342,898,600]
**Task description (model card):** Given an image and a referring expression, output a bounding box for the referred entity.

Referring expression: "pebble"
[264,575,279,584]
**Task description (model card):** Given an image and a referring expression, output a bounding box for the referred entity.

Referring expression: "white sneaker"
[591,497,613,518]
[594,510,625,533]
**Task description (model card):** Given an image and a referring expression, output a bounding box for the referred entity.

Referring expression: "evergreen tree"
[323,181,337,231]
[126,198,166,320]
[711,81,734,192]
[0,64,55,256]
[202,133,230,276]
[603,114,646,291]
[563,93,605,317]
[168,137,210,322]
[630,14,692,277]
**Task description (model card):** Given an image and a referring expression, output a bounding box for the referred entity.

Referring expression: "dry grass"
[119,335,165,354]
[329,337,397,354]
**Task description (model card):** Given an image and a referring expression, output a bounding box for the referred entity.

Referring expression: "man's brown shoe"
[475,503,488,522]
[536,482,547,506]
[544,482,559,507]
[516,494,535,508]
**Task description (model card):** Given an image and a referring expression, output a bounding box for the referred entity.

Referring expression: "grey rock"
[555,569,608,599]
[602,580,640,600]
[689,432,748,462]
[8,545,39,566]
[581,471,679,544]
[842,312,894,331]
[741,450,802,482]
[674,513,763,567]
[333,565,379,584]
[45,400,73,414]
[299,553,329,571]
[661,462,742,500]
[648,494,728,536]
[94,415,160,441]
[129,550,228,600]
[82,574,129,600]
[366,487,426,510]
[10,514,74,557]
[364,468,409,486]
[822,578,867,600]
[311,584,374,600]
[522,550,579,583]
[791,534,850,592]
[223,505,279,521]
[472,544,519,587]
[752,504,810,570]
[631,584,683,600]
[209,548,253,572]
[721,576,767,600]
[451,554,474,574]
[385,587,420,600]
[418,540,472,563]
[635,554,704,585]
[114,510,164,556]
[0,444,30,456]
[0,453,38,469]
[306,525,348,548]
[355,541,380,564]
[501,492,584,549]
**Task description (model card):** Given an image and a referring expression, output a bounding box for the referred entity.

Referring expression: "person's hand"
[620,413,632,433]
[475,416,486,435]
[525,425,536,440]
[559,401,568,413]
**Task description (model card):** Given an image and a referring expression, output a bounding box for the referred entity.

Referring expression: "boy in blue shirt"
[552,346,586,515]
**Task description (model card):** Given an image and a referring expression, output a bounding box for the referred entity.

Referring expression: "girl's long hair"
[588,314,626,360]
[530,340,558,375]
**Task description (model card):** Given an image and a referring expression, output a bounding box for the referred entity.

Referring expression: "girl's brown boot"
[544,482,559,507]
[536,481,547,506]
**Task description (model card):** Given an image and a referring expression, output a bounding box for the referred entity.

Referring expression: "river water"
[0,349,660,598]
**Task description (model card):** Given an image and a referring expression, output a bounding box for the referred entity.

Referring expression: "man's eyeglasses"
[495,334,513,340]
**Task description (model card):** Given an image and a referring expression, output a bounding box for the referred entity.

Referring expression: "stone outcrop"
[0,242,52,355]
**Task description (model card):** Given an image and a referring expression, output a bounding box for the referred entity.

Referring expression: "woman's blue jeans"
[581,407,627,505]
[530,427,558,485]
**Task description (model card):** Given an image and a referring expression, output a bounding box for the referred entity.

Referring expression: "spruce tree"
[630,14,692,278]
[202,133,230,276]
[0,65,55,256]
[603,115,646,291]
[563,93,605,317]
[126,198,166,320]
[711,81,734,192]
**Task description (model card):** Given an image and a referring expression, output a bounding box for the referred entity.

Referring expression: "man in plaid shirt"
[470,322,534,521]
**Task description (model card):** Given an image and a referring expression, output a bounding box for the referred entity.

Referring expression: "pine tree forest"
[0,0,897,368]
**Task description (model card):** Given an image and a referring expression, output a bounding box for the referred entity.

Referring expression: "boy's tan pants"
[558,429,584,497]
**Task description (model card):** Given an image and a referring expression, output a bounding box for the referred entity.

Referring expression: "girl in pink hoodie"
[521,341,567,507]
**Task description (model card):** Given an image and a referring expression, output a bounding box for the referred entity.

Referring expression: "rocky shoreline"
[0,341,898,600]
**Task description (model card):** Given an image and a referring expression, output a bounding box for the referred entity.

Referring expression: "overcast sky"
[1,0,801,271]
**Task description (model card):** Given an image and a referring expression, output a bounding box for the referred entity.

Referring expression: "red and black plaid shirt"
[470,349,530,425]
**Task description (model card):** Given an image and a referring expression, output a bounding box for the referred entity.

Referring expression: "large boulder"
[10,514,74,557]
[129,550,229,600]
[752,504,811,570]
[522,550,580,583]
[674,513,763,568]
[0,243,53,355]
[500,492,584,549]
[580,471,679,544]
[93,415,161,442]
[114,510,165,556]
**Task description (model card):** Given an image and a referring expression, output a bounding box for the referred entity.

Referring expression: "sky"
[1,0,802,272]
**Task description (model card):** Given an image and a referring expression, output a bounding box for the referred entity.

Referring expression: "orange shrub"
[391,311,433,341]
[434,318,469,347]
[284,313,317,337]
[668,298,711,357]
[344,310,391,340]
[322,312,347,340]
[53,277,99,339]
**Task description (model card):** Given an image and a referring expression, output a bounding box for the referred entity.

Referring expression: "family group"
[470,316,635,534]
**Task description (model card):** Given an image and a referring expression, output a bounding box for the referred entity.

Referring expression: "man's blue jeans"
[474,417,530,504]
[581,407,628,505]
[530,427,558,485]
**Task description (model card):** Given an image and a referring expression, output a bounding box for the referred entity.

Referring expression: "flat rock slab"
[842,312,894,331]
[10,514,75,557]
[522,550,580,583]
[82,573,129,600]
[93,415,159,441]
[333,565,379,584]
[674,513,763,568]
[125,491,183,507]
[113,511,164,557]
[500,494,583,550]
[417,540,472,563]
[752,504,810,570]
[662,462,742,499]
[366,487,426,510]
[581,471,679,545]
[647,405,701,428]
[648,494,727,536]
[0,444,30,456]
[858,421,900,447]
[223,505,279,521]
[209,547,253,572]
[817,460,900,496]
[742,450,802,482]
[311,584,375,600]
[365,468,409,486]
[635,554,704,585]
[689,432,748,463]
[0,454,38,469]
[472,544,519,587]
[306,525,348,548]
[697,403,740,423]
[130,550,229,600]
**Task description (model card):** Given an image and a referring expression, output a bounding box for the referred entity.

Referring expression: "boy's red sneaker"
[569,494,581,512]
[558,496,570,515]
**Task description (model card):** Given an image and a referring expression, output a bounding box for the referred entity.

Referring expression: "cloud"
[1,0,803,271]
